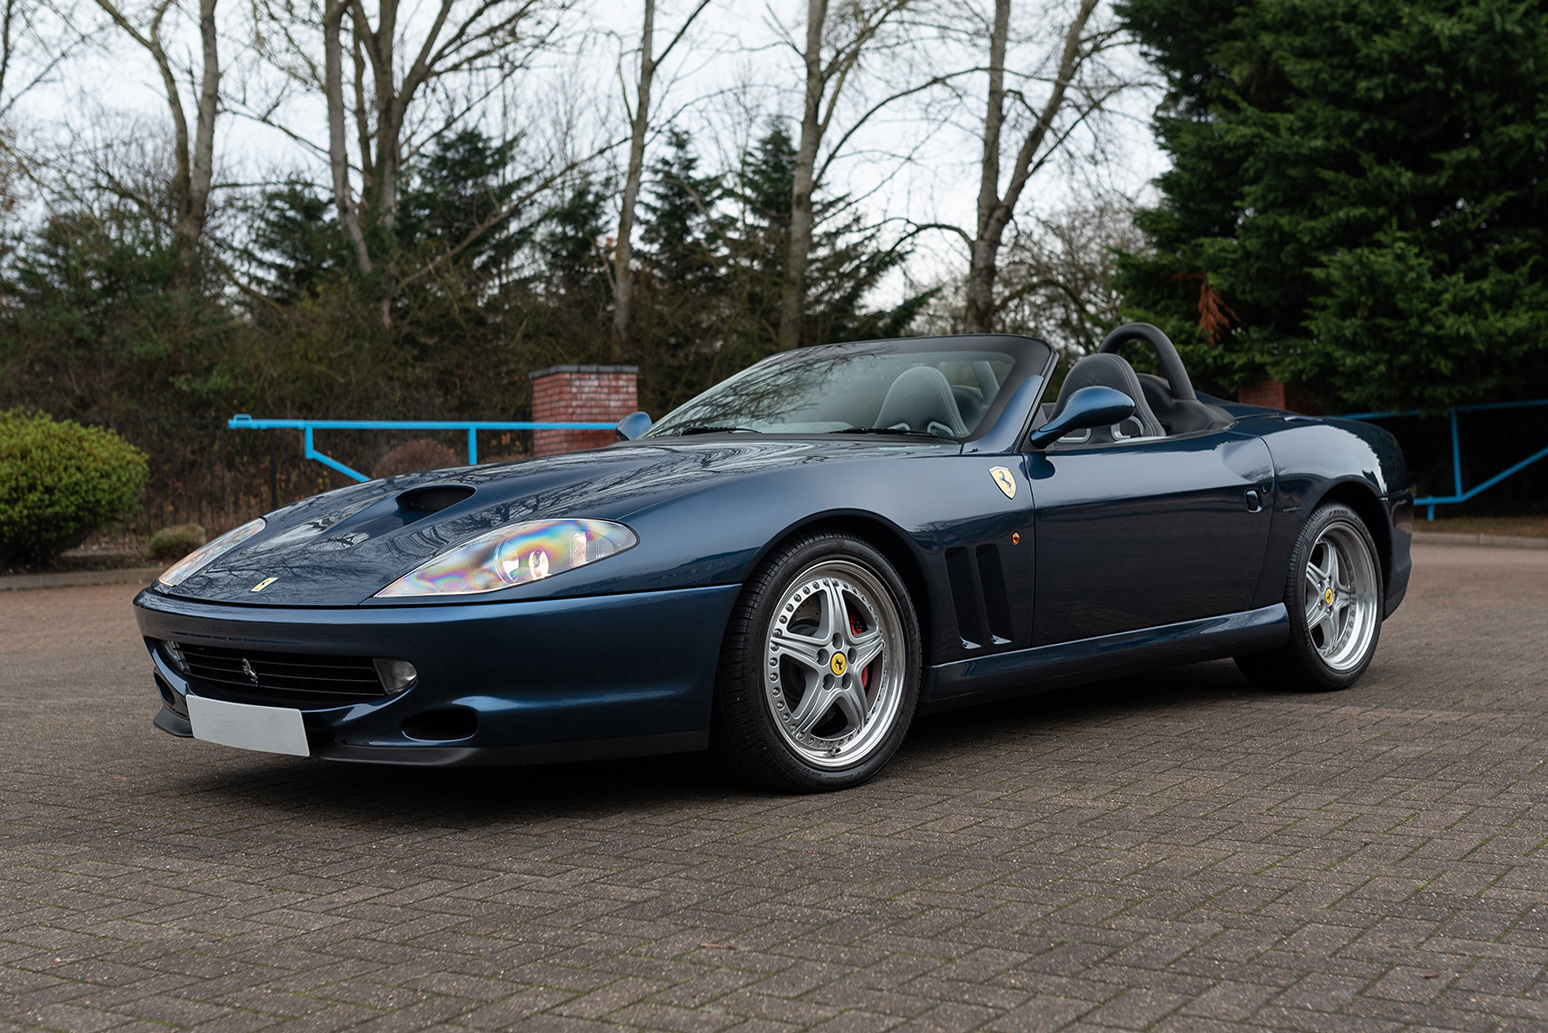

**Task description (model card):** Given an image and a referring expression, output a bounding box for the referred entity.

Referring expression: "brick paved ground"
[2,542,1546,1033]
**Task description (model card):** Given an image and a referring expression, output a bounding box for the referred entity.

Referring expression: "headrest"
[875,366,969,438]
[1051,353,1165,438]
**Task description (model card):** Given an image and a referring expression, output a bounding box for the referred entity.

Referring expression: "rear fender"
[1248,417,1411,614]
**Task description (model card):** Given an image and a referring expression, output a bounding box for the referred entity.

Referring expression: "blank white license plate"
[186,693,310,757]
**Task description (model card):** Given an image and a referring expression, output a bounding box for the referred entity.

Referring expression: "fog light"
[373,658,418,693]
[163,640,188,673]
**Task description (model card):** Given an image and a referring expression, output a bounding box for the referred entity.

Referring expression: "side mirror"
[1027,386,1136,449]
[615,411,653,441]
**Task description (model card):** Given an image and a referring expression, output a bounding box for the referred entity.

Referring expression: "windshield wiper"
[675,425,761,436]
[828,426,940,437]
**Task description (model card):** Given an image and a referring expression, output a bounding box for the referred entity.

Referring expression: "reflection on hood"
[164,437,946,607]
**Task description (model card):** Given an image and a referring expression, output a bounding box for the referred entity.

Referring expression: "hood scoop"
[400,484,475,513]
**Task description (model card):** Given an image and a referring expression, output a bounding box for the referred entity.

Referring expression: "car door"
[1026,430,1275,645]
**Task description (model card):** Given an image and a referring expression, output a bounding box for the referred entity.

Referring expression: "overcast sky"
[13,0,1168,292]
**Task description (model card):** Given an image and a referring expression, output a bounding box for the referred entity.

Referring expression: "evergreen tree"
[390,132,532,413]
[725,123,933,355]
[0,206,233,414]
[639,129,725,298]
[247,182,345,303]
[539,177,612,311]
[397,129,531,287]
[234,129,543,417]
[1115,0,1548,409]
[621,123,935,415]
[724,124,796,355]
[631,129,731,412]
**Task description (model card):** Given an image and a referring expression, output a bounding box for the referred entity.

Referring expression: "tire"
[1236,502,1384,691]
[709,532,922,791]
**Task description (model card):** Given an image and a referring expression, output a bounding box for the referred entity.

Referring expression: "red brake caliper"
[849,611,870,689]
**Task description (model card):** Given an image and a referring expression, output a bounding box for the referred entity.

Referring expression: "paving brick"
[1079,987,1186,1029]
[5,547,1548,1032]
[980,995,1098,1032]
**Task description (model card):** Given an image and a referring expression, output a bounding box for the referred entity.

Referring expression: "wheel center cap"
[830,653,847,676]
[1323,587,1335,606]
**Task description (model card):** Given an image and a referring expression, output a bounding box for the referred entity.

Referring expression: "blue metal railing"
[228,414,617,483]
[233,398,1548,517]
[1337,398,1548,520]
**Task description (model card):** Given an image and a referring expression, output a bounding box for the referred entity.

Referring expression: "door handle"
[1244,489,1263,513]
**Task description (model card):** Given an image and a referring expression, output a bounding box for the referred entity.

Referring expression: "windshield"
[643,340,1048,441]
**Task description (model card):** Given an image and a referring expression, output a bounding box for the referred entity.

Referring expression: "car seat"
[874,366,970,438]
[1045,353,1165,444]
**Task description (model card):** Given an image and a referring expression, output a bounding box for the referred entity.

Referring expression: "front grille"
[173,643,388,708]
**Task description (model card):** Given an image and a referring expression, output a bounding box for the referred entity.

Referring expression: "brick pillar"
[1238,379,1323,415]
[529,365,639,456]
[1238,379,1288,409]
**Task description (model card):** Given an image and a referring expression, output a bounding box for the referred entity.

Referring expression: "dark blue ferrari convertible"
[134,324,1413,790]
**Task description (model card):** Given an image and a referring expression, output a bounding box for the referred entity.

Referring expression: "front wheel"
[710,532,921,791]
[1236,503,1384,691]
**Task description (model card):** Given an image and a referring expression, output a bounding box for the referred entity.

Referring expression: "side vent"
[976,545,1014,644]
[945,546,985,648]
[399,484,475,513]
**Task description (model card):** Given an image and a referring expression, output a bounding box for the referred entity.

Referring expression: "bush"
[149,522,208,561]
[0,410,150,565]
[372,438,460,479]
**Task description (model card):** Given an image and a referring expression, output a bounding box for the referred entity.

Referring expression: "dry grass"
[1420,514,1548,539]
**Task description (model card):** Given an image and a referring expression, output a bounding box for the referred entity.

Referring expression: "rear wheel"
[710,532,921,791]
[1236,503,1384,691]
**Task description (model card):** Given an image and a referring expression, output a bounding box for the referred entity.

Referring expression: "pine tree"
[639,129,725,298]
[0,206,231,414]
[397,129,531,287]
[540,177,612,311]
[725,123,933,355]
[1114,0,1548,409]
[248,182,345,303]
[630,129,731,412]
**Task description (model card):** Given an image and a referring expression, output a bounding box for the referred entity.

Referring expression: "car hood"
[159,437,954,607]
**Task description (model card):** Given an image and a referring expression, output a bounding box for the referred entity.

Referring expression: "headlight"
[375,519,638,598]
[158,518,267,587]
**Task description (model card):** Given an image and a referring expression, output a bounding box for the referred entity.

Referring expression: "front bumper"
[134,583,741,765]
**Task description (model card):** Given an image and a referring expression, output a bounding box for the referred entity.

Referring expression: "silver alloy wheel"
[763,559,907,769]
[1301,518,1380,672]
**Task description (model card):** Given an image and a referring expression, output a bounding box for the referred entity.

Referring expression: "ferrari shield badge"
[250,577,278,593]
[989,466,1016,499]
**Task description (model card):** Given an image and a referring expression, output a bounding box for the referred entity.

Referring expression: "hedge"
[0,410,149,565]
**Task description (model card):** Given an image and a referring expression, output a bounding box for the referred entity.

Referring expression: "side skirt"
[920,603,1288,713]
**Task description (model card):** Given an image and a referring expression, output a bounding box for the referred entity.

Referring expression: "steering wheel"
[1097,323,1196,402]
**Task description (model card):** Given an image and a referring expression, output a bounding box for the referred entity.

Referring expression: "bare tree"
[323,0,565,269]
[994,197,1142,351]
[90,0,221,286]
[320,0,368,272]
[960,0,1124,332]
[1,0,89,119]
[231,0,576,321]
[776,0,910,351]
[0,0,92,217]
[0,0,24,109]
[611,0,711,353]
